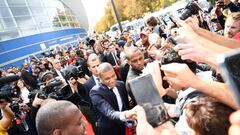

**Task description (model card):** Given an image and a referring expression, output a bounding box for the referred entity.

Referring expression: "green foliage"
[94,0,179,33]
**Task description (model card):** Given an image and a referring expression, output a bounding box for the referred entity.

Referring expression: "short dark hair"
[36,101,79,135]
[125,46,142,60]
[185,96,234,135]
[146,16,158,26]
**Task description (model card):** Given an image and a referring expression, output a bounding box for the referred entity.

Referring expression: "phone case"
[128,74,170,127]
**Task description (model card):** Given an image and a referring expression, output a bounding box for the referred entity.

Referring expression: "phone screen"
[128,74,170,127]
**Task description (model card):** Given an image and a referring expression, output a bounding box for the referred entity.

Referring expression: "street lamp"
[111,0,123,33]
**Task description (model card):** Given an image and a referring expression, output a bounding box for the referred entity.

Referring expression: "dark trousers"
[80,105,97,134]
[97,126,125,135]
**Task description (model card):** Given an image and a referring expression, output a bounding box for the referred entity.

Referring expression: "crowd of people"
[0,0,240,135]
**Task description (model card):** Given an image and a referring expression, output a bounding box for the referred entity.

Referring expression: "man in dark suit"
[84,53,101,101]
[90,63,131,135]
[106,43,120,66]
[125,46,145,107]
[83,53,100,134]
[106,43,122,80]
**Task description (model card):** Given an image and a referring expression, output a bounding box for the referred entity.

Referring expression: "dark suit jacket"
[125,67,142,108]
[90,81,129,135]
[106,51,120,66]
[99,53,107,63]
[119,60,129,83]
[83,76,96,103]
[106,53,117,66]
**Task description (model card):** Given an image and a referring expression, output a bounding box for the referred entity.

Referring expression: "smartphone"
[128,74,170,127]
[219,49,240,106]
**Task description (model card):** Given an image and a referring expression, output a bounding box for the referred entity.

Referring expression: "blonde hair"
[226,12,240,21]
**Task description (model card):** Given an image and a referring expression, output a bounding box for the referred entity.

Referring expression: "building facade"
[0,0,89,68]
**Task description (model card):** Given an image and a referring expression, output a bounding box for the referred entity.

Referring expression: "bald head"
[36,101,81,135]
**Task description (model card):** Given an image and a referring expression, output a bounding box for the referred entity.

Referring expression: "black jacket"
[90,81,129,135]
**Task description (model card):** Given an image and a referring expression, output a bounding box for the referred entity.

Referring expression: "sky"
[81,0,108,31]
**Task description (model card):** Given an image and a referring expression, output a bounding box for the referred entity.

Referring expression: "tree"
[94,0,180,33]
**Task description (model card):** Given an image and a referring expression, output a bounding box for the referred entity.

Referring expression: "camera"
[62,65,85,80]
[0,75,29,131]
[0,85,20,99]
[29,79,72,100]
[29,72,72,100]
[0,75,20,99]
[180,2,202,20]
[85,37,95,48]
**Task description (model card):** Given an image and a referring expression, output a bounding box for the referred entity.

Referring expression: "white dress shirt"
[112,87,123,111]
[93,75,99,85]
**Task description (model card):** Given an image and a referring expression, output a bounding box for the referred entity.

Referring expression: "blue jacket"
[90,81,129,135]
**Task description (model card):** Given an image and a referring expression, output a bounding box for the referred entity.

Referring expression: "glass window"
[74,22,80,27]
[30,7,45,15]
[46,8,58,21]
[7,0,26,6]
[51,15,61,25]
[53,22,62,28]
[0,8,11,18]
[69,22,75,28]
[42,0,64,9]
[58,14,67,22]
[0,21,4,31]
[65,9,73,16]
[0,0,7,7]
[38,24,52,33]
[0,17,16,29]
[61,22,70,27]
[10,7,30,16]
[19,26,38,36]
[15,16,34,27]
[27,0,42,7]
[67,16,74,22]
[33,16,50,25]
[0,28,20,41]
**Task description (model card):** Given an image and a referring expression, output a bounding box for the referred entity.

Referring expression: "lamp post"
[111,0,123,33]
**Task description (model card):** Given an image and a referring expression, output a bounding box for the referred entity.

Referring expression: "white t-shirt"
[21,87,30,103]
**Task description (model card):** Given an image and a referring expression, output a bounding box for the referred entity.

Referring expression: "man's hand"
[0,100,14,130]
[32,94,43,107]
[176,19,199,41]
[229,110,240,135]
[68,79,78,93]
[174,43,218,69]
[184,16,200,30]
[142,62,166,96]
[131,105,178,135]
[213,6,223,16]
[161,63,199,89]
